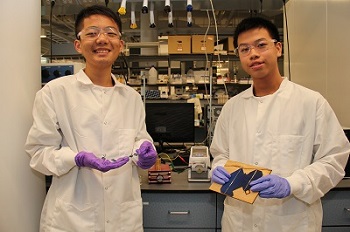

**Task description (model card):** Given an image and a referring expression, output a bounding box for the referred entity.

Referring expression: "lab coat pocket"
[222,201,245,230]
[120,199,143,232]
[276,135,304,175]
[267,206,309,231]
[50,198,97,231]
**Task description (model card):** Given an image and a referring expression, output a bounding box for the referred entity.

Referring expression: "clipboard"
[209,160,271,204]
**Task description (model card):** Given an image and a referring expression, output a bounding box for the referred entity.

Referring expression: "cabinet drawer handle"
[345,208,350,212]
[168,210,190,215]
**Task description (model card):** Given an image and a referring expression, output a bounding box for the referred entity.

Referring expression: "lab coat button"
[254,162,258,165]
[104,121,108,125]
[105,186,109,190]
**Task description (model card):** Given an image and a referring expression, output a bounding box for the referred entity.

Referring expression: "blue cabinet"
[140,171,350,231]
[322,189,350,231]
[142,192,217,231]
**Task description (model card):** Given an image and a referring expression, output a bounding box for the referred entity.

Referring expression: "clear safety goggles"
[234,39,278,57]
[77,26,121,40]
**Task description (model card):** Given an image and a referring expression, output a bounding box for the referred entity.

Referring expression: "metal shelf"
[117,54,239,63]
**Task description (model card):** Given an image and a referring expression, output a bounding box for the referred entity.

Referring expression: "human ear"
[119,39,125,53]
[276,42,282,58]
[74,39,83,54]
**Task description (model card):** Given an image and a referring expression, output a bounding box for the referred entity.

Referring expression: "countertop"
[139,169,211,192]
[139,169,350,192]
[335,178,350,189]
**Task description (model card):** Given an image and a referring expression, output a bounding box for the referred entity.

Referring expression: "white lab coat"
[25,69,153,232]
[210,78,350,232]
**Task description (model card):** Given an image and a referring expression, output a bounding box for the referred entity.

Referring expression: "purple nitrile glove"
[135,141,157,169]
[250,174,291,199]
[212,166,231,185]
[75,151,129,172]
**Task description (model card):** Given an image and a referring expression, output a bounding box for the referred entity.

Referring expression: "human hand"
[250,174,291,198]
[136,141,157,169]
[212,166,231,185]
[75,151,129,172]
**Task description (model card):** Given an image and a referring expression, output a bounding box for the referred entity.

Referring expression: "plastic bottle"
[187,67,194,84]
[148,65,158,85]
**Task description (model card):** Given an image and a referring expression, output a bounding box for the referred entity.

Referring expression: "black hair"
[233,17,280,48]
[75,5,122,39]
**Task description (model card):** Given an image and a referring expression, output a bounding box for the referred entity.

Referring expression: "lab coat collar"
[242,77,289,99]
[76,69,128,90]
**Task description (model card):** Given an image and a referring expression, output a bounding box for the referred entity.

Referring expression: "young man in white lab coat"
[210,17,350,232]
[25,5,157,232]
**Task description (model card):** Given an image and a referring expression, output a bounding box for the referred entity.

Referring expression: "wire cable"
[209,0,219,62]
[208,1,228,95]
[158,152,190,173]
[202,10,211,107]
[206,0,227,146]
[203,10,210,73]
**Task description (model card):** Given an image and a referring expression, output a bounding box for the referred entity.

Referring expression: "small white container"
[148,66,158,84]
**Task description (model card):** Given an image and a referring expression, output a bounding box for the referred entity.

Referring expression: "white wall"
[285,0,350,127]
[0,1,46,231]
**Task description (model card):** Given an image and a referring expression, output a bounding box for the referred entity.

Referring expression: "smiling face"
[74,15,124,70]
[237,28,282,81]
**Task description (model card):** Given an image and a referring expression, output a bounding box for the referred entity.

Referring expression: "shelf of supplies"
[117,54,239,63]
[118,55,168,63]
[125,42,160,48]
[127,82,251,87]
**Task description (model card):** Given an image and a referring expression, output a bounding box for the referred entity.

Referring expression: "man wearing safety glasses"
[210,17,350,231]
[25,5,156,231]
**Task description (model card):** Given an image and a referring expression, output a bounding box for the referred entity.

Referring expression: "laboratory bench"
[139,170,350,232]
[139,169,221,231]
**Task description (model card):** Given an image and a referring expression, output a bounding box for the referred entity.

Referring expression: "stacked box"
[192,35,215,54]
[168,36,191,54]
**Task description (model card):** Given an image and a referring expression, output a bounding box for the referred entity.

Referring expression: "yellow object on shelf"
[118,7,126,15]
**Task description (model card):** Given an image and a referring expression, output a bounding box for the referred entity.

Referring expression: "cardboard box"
[191,35,215,54]
[168,35,191,54]
[220,36,235,53]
